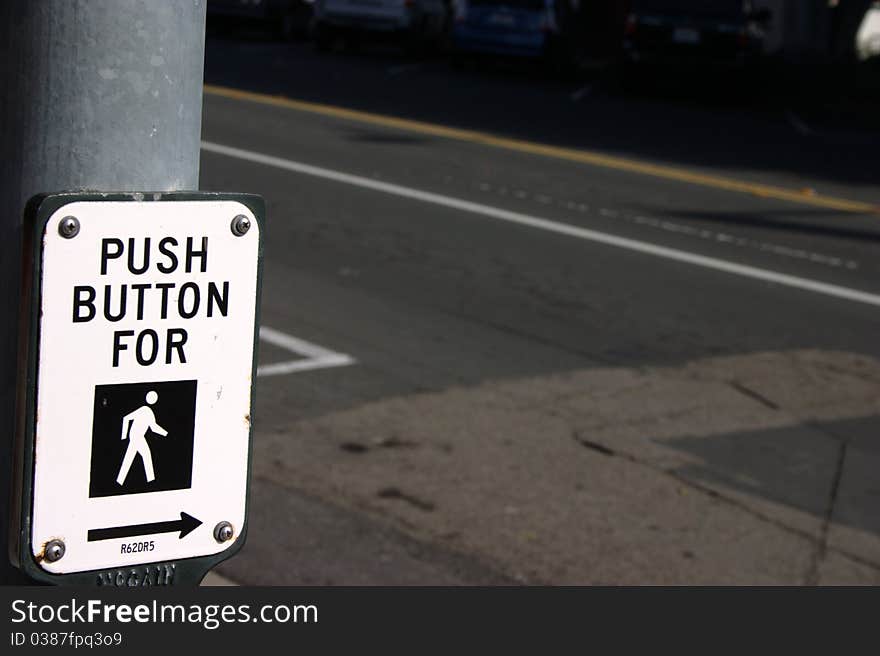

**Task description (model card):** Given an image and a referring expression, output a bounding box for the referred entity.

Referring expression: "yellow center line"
[204,84,878,215]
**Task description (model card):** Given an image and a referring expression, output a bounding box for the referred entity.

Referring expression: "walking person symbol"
[116,390,168,486]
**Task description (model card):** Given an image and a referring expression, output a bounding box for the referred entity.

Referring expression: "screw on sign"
[58,215,80,239]
[14,193,264,585]
[213,521,235,543]
[231,214,251,236]
[44,540,66,563]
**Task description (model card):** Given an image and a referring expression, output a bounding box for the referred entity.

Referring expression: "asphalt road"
[201,34,880,584]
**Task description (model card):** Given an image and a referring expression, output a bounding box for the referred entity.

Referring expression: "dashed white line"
[202,141,880,308]
[473,181,855,270]
[258,326,356,377]
[630,213,857,269]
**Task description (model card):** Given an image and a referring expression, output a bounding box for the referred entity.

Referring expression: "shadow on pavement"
[664,415,880,540]
[204,33,880,198]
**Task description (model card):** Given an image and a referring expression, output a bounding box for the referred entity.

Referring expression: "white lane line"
[258,325,356,377]
[202,141,880,309]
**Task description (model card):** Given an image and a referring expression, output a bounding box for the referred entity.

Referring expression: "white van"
[312,0,448,51]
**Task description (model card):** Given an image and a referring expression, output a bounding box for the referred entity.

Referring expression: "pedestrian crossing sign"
[12,192,264,585]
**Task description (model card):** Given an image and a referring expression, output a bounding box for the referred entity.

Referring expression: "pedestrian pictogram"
[89,380,196,498]
[116,390,168,486]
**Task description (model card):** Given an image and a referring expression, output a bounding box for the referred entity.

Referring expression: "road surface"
[201,35,880,585]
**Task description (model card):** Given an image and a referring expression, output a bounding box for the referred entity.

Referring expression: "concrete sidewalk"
[232,349,880,585]
[202,571,238,586]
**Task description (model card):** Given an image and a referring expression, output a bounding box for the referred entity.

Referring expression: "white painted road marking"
[472,180,855,269]
[258,326,356,377]
[202,141,880,309]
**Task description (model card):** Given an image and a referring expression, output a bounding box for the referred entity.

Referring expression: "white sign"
[31,200,260,574]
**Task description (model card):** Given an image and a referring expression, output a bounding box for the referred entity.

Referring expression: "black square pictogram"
[89,380,197,498]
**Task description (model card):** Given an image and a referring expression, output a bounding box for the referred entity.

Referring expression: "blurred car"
[450,0,580,67]
[621,0,769,71]
[856,1,880,61]
[207,0,314,40]
[311,0,449,52]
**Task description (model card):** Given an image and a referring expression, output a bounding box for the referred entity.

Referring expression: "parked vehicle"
[451,0,581,67]
[856,1,880,61]
[621,0,770,71]
[207,0,314,40]
[311,0,449,52]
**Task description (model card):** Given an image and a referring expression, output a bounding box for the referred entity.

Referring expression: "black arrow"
[87,512,202,542]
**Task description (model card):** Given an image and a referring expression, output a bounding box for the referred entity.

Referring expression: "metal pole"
[0,0,207,583]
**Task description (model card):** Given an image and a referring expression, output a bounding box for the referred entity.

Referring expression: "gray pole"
[0,0,207,583]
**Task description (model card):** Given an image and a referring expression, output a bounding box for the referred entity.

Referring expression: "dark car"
[621,0,770,73]
[451,0,584,70]
[207,0,314,40]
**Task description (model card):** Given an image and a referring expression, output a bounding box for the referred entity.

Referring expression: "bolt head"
[231,215,251,237]
[58,216,80,239]
[45,539,66,562]
[213,521,234,543]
